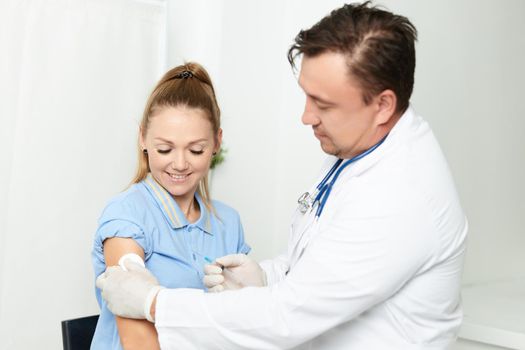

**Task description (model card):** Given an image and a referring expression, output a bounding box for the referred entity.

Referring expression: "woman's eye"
[190,150,204,155]
[157,149,171,154]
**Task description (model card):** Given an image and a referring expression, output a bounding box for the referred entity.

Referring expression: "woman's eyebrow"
[154,137,173,144]
[188,138,209,145]
[153,137,209,145]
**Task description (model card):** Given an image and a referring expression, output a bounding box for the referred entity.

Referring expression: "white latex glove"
[203,263,243,292]
[203,254,267,293]
[96,259,164,322]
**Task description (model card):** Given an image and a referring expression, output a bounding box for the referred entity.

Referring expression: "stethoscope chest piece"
[296,134,388,219]
[297,191,314,214]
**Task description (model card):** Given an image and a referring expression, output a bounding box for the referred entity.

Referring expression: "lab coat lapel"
[289,208,319,268]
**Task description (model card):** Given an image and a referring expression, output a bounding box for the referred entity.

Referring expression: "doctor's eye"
[316,104,331,111]
[157,149,171,154]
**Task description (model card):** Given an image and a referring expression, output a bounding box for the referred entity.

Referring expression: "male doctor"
[97,2,468,349]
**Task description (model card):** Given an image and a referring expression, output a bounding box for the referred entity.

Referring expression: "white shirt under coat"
[154,107,468,350]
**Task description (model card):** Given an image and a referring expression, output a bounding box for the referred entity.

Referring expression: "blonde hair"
[131,62,221,212]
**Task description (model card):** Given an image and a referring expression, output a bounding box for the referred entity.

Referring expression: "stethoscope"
[297,134,388,219]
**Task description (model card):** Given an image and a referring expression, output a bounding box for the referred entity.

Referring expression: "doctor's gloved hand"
[96,259,164,322]
[203,254,267,293]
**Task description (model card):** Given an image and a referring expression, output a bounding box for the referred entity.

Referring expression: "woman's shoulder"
[210,199,241,222]
[209,200,249,252]
[100,183,148,219]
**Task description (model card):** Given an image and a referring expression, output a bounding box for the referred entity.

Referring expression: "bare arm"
[103,237,160,350]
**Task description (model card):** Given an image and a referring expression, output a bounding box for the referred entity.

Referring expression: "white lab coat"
[154,107,468,350]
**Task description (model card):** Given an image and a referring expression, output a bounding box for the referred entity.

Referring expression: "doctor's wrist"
[146,286,164,322]
[262,269,268,287]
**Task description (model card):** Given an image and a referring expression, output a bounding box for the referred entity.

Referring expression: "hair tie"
[175,70,193,79]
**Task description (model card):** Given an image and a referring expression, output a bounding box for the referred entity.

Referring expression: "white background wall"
[0,0,523,349]
[171,0,525,285]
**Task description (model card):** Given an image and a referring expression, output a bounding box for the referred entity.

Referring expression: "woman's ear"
[214,128,223,153]
[374,89,398,126]
[139,127,146,150]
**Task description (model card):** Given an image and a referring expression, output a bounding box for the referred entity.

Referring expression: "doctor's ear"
[374,89,397,125]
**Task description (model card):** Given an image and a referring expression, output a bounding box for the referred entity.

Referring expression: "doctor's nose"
[302,110,318,126]
[301,98,320,126]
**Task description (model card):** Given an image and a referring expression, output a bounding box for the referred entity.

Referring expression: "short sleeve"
[92,195,152,266]
[234,211,251,255]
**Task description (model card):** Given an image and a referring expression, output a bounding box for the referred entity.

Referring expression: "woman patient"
[91,62,250,349]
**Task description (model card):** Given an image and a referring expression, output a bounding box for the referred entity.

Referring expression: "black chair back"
[61,315,99,350]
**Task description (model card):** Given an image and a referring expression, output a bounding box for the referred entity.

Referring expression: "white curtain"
[0,0,166,348]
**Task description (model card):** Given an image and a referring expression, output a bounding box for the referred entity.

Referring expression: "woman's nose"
[171,152,188,171]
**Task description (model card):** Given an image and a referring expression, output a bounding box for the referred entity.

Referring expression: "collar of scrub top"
[312,134,389,219]
[143,173,213,234]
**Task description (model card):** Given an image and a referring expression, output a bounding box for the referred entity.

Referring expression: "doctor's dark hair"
[288,1,417,114]
[132,62,221,212]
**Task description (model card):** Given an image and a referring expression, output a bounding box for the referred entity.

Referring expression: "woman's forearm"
[117,317,160,350]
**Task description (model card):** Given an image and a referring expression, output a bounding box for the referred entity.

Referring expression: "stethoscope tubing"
[313,135,388,218]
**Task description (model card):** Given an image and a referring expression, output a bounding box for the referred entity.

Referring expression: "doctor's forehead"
[297,65,318,96]
[298,53,360,101]
[297,62,334,103]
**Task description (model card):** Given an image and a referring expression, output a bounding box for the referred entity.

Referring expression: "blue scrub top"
[91,174,250,349]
